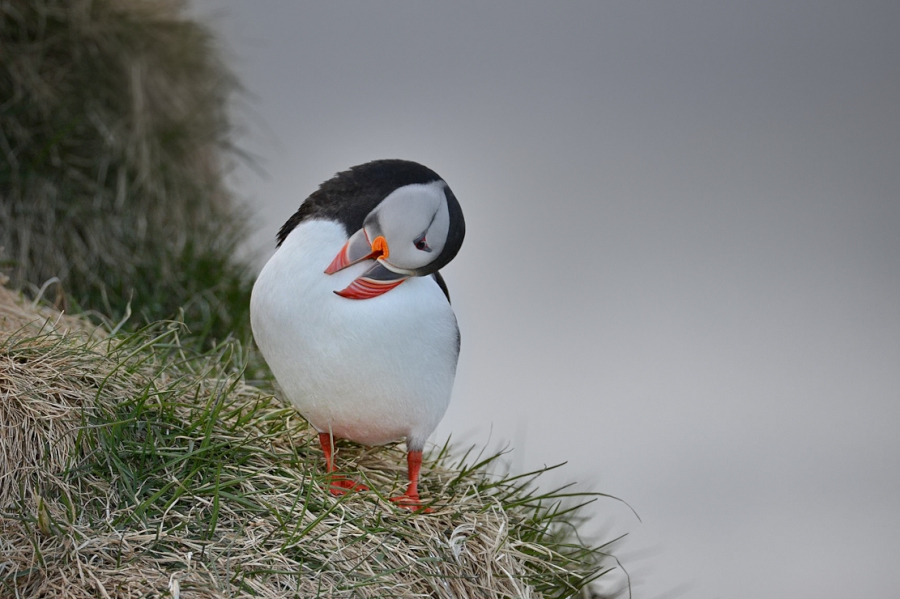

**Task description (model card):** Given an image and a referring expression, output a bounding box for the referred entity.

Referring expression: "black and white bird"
[250,160,465,510]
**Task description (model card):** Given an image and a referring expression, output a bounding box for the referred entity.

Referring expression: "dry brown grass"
[0,282,619,598]
[0,280,104,506]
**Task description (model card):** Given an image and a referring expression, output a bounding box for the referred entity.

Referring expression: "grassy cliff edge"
[0,284,622,598]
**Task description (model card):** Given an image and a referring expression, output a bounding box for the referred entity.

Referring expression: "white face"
[364,181,450,274]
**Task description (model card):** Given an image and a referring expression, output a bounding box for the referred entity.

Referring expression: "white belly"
[250,219,459,450]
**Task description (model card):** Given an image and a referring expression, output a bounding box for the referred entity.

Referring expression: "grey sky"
[190,2,900,597]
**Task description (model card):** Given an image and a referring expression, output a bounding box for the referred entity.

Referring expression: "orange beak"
[325,230,409,300]
[324,229,389,274]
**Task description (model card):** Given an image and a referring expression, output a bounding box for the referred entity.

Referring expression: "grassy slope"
[0,0,255,345]
[0,284,623,598]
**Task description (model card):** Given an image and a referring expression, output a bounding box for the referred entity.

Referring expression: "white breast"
[250,219,459,450]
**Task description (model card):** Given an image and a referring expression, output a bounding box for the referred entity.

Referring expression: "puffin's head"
[325,178,465,299]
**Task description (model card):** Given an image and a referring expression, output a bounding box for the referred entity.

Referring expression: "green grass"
[0,287,627,598]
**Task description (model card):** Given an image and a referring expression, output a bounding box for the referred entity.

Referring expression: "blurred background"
[185,2,900,597]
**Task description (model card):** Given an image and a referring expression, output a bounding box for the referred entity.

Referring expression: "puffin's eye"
[414,234,431,252]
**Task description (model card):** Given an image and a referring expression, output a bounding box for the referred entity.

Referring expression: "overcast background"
[189,2,900,597]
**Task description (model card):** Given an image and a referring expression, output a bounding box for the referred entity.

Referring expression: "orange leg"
[318,432,368,495]
[390,450,431,512]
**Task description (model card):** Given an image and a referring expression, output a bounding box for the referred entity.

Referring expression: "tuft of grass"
[0,0,255,345]
[0,284,626,598]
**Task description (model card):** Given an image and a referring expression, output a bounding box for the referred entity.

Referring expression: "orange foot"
[390,491,432,513]
[325,476,369,496]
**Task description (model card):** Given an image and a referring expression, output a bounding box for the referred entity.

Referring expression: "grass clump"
[0,0,254,344]
[0,284,623,597]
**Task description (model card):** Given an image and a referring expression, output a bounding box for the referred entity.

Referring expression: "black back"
[276,159,466,302]
[279,160,445,242]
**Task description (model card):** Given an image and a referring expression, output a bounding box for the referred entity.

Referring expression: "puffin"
[250,159,465,510]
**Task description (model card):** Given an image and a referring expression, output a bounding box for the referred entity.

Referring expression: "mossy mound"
[0,0,253,343]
